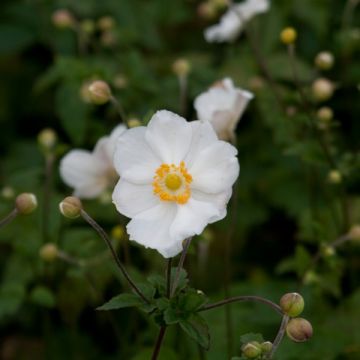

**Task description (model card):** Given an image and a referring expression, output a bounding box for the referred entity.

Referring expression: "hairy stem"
[170,237,192,297]
[80,209,150,304]
[268,314,289,359]
[166,258,172,298]
[198,295,283,315]
[110,96,129,127]
[0,209,18,228]
[151,326,167,360]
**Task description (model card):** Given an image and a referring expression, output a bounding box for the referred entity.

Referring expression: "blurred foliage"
[0,0,360,359]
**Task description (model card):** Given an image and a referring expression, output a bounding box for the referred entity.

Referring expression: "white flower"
[112,110,239,258]
[205,0,270,43]
[60,125,126,199]
[194,78,253,141]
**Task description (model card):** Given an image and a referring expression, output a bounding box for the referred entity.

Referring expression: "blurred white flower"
[205,0,270,43]
[194,78,253,141]
[112,110,239,258]
[60,125,126,199]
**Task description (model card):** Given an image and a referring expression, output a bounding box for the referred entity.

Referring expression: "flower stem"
[179,75,188,117]
[198,295,283,315]
[80,209,150,304]
[267,314,289,359]
[170,237,192,297]
[42,153,54,243]
[110,95,129,127]
[151,326,167,360]
[166,258,172,298]
[0,208,18,228]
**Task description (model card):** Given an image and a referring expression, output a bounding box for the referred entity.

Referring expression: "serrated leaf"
[97,293,143,311]
[179,314,210,350]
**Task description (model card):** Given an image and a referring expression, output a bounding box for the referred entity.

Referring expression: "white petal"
[184,121,218,167]
[103,124,127,160]
[169,197,221,243]
[192,188,233,222]
[113,127,161,184]
[145,110,193,164]
[60,150,108,198]
[112,179,159,218]
[126,203,181,258]
[189,141,239,194]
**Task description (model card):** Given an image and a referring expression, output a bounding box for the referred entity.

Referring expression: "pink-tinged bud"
[39,243,59,262]
[88,80,112,105]
[280,292,305,317]
[312,78,335,102]
[59,197,82,219]
[197,2,217,20]
[241,341,262,358]
[349,225,360,242]
[113,74,128,89]
[97,16,115,31]
[52,9,75,29]
[15,193,38,215]
[315,51,334,71]
[286,318,313,342]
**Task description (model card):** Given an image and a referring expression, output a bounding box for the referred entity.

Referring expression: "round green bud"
[172,58,191,77]
[39,243,59,262]
[15,193,38,215]
[280,292,305,317]
[88,80,112,105]
[280,27,297,45]
[303,271,319,285]
[128,118,142,128]
[241,341,262,358]
[286,318,313,343]
[38,128,57,150]
[81,19,95,34]
[328,170,342,184]
[111,225,125,241]
[261,341,273,353]
[312,78,335,102]
[1,186,15,199]
[321,244,336,257]
[59,196,82,219]
[315,51,334,71]
[317,107,333,123]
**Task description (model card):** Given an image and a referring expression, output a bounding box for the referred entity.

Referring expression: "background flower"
[195,78,254,141]
[112,110,239,257]
[60,124,126,198]
[204,0,270,43]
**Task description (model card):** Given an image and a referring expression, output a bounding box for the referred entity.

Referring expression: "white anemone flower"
[205,0,270,43]
[60,125,126,199]
[112,110,239,258]
[194,78,254,141]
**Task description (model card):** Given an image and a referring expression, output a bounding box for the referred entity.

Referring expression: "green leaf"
[240,333,264,345]
[178,289,208,313]
[97,293,144,311]
[29,286,56,308]
[179,314,210,350]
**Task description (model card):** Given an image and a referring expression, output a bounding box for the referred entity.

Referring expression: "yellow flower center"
[153,161,192,204]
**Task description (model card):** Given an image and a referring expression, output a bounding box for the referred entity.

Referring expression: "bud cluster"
[241,340,272,359]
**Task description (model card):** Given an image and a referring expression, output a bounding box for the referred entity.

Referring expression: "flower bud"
[303,271,319,285]
[81,19,95,34]
[1,186,15,199]
[349,225,360,242]
[97,16,115,31]
[128,118,142,128]
[315,51,334,71]
[88,80,112,105]
[172,58,191,77]
[280,292,305,317]
[52,9,75,29]
[317,107,333,123]
[113,74,128,89]
[312,78,335,102]
[38,128,57,150]
[209,0,229,10]
[327,170,342,184]
[280,27,297,45]
[261,341,273,353]
[59,196,82,219]
[321,244,336,257]
[101,31,117,47]
[197,2,217,20]
[39,243,59,262]
[241,341,262,358]
[248,76,265,92]
[15,193,38,215]
[111,225,125,241]
[286,318,313,343]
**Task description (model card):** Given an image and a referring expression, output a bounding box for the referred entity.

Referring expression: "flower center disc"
[153,161,192,204]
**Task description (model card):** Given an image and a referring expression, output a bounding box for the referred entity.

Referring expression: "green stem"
[0,208,18,228]
[166,258,172,298]
[151,326,167,360]
[80,209,150,304]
